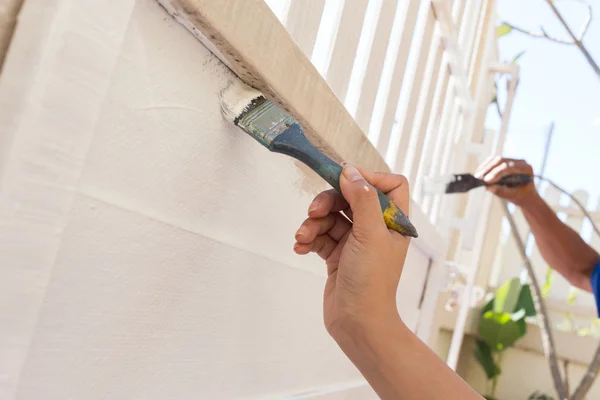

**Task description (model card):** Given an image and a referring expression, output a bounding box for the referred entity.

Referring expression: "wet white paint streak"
[219,80,263,123]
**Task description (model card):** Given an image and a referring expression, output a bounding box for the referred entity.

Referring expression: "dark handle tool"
[493,174,533,188]
[445,173,533,193]
[269,124,418,238]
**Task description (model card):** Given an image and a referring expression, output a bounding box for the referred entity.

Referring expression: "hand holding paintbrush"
[423,157,534,198]
[220,81,418,238]
[475,157,537,206]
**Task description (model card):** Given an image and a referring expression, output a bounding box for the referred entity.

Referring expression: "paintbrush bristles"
[219,80,264,123]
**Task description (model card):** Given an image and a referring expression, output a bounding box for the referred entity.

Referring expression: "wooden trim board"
[156,0,380,169]
[0,0,25,71]
[155,0,446,258]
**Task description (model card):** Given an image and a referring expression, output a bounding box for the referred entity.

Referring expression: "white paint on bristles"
[219,80,264,123]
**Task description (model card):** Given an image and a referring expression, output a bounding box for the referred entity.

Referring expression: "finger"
[474,155,501,178]
[326,230,351,276]
[474,156,520,178]
[308,189,351,218]
[339,163,387,240]
[483,160,530,184]
[355,166,408,193]
[293,234,337,260]
[295,213,352,243]
[355,166,409,215]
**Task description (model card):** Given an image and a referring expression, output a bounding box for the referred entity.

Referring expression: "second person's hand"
[474,156,538,207]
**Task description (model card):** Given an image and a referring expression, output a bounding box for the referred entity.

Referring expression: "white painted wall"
[0,0,433,398]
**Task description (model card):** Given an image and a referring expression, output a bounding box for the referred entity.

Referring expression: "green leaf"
[494,278,522,314]
[481,297,494,315]
[496,23,512,38]
[542,269,554,298]
[515,284,536,317]
[479,311,523,351]
[511,50,526,63]
[474,340,501,379]
[490,81,499,106]
[514,312,527,336]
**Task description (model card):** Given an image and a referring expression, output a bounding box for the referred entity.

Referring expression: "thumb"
[340,163,386,238]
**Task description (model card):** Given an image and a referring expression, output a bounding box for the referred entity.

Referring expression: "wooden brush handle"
[269,124,418,238]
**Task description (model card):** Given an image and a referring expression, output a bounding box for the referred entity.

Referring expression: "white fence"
[264,0,505,223]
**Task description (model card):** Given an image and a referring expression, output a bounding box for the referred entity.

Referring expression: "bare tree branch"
[501,200,568,400]
[494,98,503,119]
[575,1,593,39]
[572,347,600,400]
[501,0,600,80]
[544,0,600,79]
[564,360,571,400]
[500,21,575,45]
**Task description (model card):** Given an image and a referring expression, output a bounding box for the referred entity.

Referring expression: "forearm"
[334,317,482,400]
[521,193,600,291]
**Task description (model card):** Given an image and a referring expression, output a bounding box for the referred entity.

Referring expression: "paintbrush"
[422,173,533,194]
[220,81,418,238]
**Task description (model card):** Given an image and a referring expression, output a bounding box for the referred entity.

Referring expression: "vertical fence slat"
[413,68,451,203]
[421,80,455,212]
[463,0,485,53]
[388,7,436,170]
[285,0,326,58]
[452,0,468,31]
[457,0,476,47]
[325,0,370,101]
[465,0,488,82]
[405,41,445,184]
[495,208,529,286]
[430,105,463,223]
[443,9,496,260]
[354,0,399,132]
[466,0,491,94]
[475,197,504,289]
[374,0,420,154]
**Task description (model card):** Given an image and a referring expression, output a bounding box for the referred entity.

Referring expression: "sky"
[494,0,600,206]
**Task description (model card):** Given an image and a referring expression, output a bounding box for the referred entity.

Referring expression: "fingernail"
[308,199,319,214]
[483,174,493,183]
[295,226,306,239]
[342,163,363,182]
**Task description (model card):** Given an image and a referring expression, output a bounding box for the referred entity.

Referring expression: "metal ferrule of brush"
[235,98,296,148]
